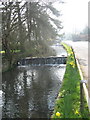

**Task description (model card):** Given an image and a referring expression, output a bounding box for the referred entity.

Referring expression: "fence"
[72,47,90,112]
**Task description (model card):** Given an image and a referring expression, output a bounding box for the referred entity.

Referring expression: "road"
[63,41,90,97]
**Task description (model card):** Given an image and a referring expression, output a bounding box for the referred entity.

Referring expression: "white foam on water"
[0,90,3,107]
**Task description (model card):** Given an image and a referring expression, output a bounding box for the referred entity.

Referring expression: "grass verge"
[51,43,90,119]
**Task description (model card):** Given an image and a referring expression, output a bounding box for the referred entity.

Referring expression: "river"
[2,45,67,118]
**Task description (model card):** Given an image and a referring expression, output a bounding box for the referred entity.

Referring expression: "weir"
[18,56,67,66]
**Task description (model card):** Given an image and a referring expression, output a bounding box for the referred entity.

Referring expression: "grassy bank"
[52,43,90,119]
[2,45,56,72]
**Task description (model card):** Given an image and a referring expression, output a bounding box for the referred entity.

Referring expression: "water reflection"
[2,65,66,118]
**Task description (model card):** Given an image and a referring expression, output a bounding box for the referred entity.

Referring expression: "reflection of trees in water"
[30,67,52,118]
[17,70,29,118]
[2,69,30,117]
[2,66,64,118]
[2,69,20,117]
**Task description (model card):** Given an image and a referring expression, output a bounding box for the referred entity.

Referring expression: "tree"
[2,1,62,68]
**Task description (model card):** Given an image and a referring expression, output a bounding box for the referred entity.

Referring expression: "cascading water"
[18,57,67,66]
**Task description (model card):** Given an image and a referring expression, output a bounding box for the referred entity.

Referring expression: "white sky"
[54,0,89,34]
[0,0,89,34]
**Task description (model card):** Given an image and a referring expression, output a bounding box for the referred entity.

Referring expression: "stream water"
[2,45,67,118]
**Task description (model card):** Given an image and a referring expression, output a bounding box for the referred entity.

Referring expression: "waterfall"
[18,57,67,66]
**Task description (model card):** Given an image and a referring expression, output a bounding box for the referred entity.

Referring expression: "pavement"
[63,41,90,97]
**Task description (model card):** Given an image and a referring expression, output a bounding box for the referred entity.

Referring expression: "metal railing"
[72,48,90,112]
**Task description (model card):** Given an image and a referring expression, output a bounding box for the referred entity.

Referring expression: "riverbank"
[2,46,56,73]
[52,43,90,119]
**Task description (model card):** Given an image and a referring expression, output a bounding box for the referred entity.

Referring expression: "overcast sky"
[55,0,89,34]
[0,0,89,34]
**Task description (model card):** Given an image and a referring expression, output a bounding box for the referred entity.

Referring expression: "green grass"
[51,43,90,119]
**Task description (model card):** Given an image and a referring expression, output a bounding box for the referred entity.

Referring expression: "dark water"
[2,45,67,118]
[2,65,66,118]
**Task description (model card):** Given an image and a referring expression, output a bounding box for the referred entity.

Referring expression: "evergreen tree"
[2,0,63,68]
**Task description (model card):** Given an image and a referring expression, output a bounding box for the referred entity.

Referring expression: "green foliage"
[2,1,62,69]
[46,4,60,17]
[52,43,90,119]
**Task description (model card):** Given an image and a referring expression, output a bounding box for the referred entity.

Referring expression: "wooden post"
[80,80,84,112]
[80,80,87,112]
